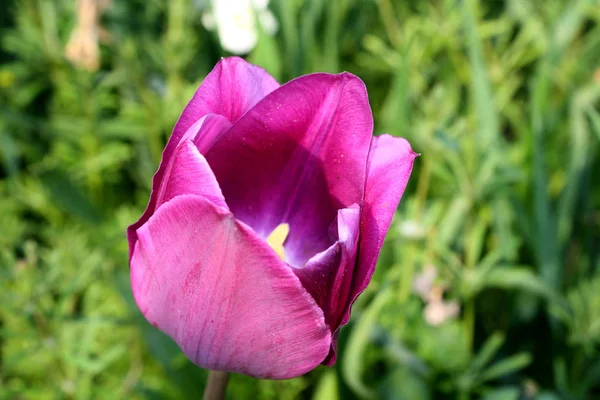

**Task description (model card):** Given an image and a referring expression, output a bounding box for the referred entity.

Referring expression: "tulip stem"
[203,370,229,400]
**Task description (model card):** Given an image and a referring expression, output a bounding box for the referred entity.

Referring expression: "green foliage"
[1,0,599,399]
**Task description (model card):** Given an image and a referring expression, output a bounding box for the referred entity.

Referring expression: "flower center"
[266,223,289,261]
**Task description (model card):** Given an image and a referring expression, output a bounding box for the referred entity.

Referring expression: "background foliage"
[1,0,600,399]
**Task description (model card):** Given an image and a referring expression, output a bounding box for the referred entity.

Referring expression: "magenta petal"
[316,136,415,366]
[155,139,228,210]
[164,58,278,175]
[186,113,233,154]
[348,134,416,318]
[174,57,279,136]
[357,135,416,292]
[206,73,373,266]
[297,205,360,324]
[295,245,342,316]
[128,56,276,258]
[130,194,331,379]
[127,114,232,259]
[295,205,360,364]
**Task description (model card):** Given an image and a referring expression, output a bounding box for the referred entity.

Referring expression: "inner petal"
[204,73,373,267]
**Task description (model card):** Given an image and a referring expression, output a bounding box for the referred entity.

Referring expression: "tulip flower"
[127,57,416,379]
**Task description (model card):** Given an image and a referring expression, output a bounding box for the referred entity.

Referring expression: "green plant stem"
[464,217,477,367]
[377,0,400,48]
[203,370,229,400]
[464,299,475,357]
[459,299,475,400]
[398,243,417,303]
[414,154,431,217]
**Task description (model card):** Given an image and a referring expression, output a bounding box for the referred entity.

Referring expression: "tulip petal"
[174,56,279,137]
[295,205,360,324]
[336,135,416,332]
[163,58,279,180]
[128,56,277,258]
[295,245,341,315]
[356,135,416,293]
[130,194,331,379]
[155,139,228,210]
[311,135,416,366]
[295,205,360,365]
[127,114,232,259]
[206,73,373,266]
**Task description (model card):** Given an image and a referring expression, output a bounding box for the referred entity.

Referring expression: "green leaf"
[466,207,490,268]
[343,289,392,399]
[588,107,600,142]
[436,197,471,247]
[482,267,567,311]
[0,129,19,175]
[38,170,102,223]
[481,387,520,400]
[471,332,505,373]
[535,392,562,400]
[479,353,532,382]
[378,367,431,400]
[463,0,500,147]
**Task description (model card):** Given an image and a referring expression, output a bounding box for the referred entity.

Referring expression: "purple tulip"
[128,57,416,379]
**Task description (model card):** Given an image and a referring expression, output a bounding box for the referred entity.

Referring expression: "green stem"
[459,301,474,400]
[377,0,400,48]
[203,370,229,400]
[414,154,431,217]
[464,299,475,357]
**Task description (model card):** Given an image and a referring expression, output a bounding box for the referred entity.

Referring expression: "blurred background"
[1,0,599,399]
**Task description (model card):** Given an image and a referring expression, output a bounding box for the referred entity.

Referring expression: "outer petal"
[127,114,232,259]
[340,135,416,328]
[128,57,278,258]
[173,57,279,138]
[205,73,373,266]
[307,135,415,366]
[130,194,331,379]
[155,139,228,210]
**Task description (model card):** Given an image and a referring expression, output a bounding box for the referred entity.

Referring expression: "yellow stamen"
[266,223,289,261]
